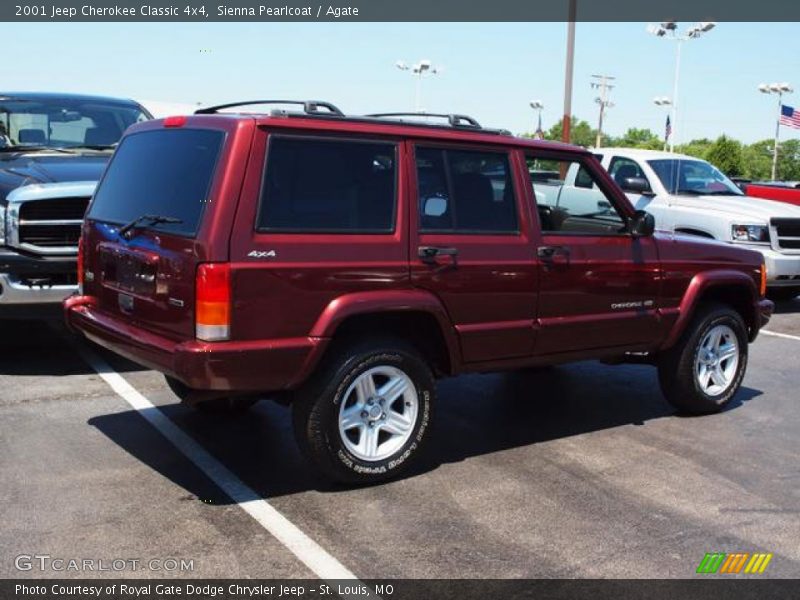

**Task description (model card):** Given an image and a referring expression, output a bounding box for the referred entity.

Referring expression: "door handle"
[418,246,459,266]
[537,245,570,265]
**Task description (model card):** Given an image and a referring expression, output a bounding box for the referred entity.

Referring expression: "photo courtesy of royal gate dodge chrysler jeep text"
[65,100,774,484]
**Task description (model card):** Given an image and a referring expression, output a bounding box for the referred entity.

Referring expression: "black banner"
[2,580,799,600]
[3,0,800,22]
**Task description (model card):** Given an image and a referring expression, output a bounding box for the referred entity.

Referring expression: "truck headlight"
[0,204,5,245]
[732,224,770,243]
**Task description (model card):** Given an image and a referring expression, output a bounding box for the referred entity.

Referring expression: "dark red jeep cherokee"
[65,101,774,483]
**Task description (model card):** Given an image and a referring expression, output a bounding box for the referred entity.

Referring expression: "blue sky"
[5,22,800,144]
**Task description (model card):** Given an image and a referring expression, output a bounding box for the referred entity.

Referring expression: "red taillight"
[164,115,187,128]
[196,263,231,341]
[77,235,84,295]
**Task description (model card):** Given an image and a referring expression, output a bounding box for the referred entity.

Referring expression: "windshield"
[647,158,743,196]
[0,96,149,150]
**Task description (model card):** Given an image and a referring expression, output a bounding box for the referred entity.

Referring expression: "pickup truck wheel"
[164,376,258,414]
[657,304,748,414]
[292,338,435,484]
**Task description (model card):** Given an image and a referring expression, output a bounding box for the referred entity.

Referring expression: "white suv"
[592,149,800,299]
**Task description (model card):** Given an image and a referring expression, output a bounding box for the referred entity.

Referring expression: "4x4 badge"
[247,250,277,259]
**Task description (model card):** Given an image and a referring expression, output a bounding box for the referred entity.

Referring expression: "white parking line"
[73,342,368,589]
[761,329,800,342]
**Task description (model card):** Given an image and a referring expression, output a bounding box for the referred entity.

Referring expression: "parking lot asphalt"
[2,298,800,580]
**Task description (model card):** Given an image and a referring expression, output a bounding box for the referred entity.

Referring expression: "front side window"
[416,146,518,233]
[527,156,626,234]
[647,158,743,196]
[608,157,648,188]
[258,137,396,233]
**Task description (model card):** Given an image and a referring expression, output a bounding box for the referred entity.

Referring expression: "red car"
[65,101,773,483]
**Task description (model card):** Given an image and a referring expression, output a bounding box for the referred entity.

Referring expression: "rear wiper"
[118,214,182,239]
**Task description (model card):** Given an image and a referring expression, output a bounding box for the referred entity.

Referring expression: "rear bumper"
[64,296,329,392]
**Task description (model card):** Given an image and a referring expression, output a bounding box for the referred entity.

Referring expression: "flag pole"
[772,94,782,181]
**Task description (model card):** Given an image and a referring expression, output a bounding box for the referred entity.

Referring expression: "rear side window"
[416,147,518,233]
[88,129,223,237]
[258,137,396,233]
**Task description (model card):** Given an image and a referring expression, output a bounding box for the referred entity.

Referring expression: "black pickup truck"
[0,92,150,318]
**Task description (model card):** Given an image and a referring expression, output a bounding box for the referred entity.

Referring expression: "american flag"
[665,114,672,140]
[780,105,800,129]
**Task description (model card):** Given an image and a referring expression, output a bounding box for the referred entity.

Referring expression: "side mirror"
[629,210,655,238]
[621,176,653,195]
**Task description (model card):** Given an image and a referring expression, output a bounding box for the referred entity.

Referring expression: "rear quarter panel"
[228,127,411,342]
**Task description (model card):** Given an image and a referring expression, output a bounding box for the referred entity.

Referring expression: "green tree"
[541,116,598,148]
[676,138,713,160]
[740,140,773,180]
[615,127,664,150]
[741,139,800,181]
[704,135,743,176]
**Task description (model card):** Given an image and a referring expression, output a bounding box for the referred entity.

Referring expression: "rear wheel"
[164,376,259,414]
[292,338,435,484]
[657,303,748,414]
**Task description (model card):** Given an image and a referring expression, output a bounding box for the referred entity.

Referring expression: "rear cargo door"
[83,121,248,340]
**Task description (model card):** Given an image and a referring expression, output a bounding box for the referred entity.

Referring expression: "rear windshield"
[88,128,224,236]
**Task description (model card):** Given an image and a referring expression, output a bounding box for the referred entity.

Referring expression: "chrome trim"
[0,273,76,305]
[6,181,96,256]
[18,219,84,226]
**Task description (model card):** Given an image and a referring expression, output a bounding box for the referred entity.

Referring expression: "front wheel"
[657,303,748,414]
[292,338,435,484]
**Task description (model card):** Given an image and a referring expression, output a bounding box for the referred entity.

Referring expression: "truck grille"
[17,197,90,252]
[772,218,800,251]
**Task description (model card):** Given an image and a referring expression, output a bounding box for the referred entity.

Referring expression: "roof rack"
[195,100,344,116]
[366,112,483,129]
[192,99,511,135]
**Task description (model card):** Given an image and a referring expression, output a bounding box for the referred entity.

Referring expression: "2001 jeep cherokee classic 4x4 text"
[65,100,774,483]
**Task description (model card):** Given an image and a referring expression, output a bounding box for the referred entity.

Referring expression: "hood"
[669,193,800,223]
[0,152,110,200]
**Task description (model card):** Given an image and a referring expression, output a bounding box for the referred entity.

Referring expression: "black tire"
[164,376,259,414]
[768,287,800,302]
[657,303,748,415]
[292,337,435,484]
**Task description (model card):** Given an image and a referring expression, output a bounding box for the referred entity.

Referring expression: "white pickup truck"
[533,148,800,299]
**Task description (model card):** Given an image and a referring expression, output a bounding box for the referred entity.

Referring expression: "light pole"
[530,100,544,139]
[562,0,576,144]
[654,96,672,151]
[758,82,793,180]
[395,59,441,112]
[647,21,716,152]
[591,74,615,148]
